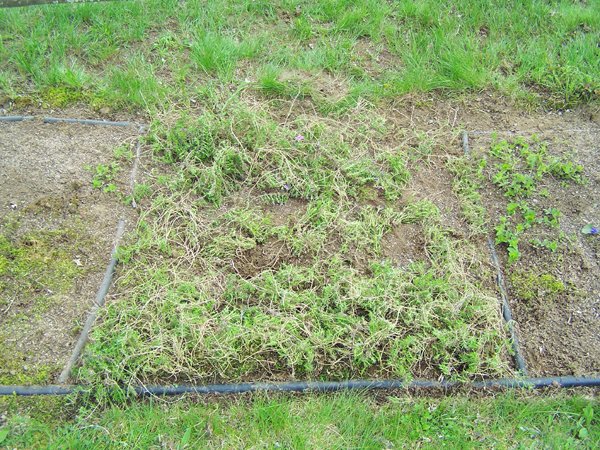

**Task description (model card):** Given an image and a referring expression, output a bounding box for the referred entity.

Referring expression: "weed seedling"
[88,162,120,193]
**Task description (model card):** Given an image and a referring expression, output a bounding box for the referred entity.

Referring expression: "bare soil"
[0,116,139,383]
[468,118,600,377]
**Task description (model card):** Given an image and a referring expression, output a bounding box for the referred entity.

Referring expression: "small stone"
[99,107,111,115]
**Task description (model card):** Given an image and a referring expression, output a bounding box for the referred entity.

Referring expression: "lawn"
[1,393,598,448]
[1,0,598,110]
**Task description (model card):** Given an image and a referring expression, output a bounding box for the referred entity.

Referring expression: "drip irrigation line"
[134,377,600,394]
[0,385,74,396]
[135,377,600,395]
[487,237,528,374]
[0,115,33,122]
[462,130,527,375]
[2,376,600,397]
[461,130,471,155]
[1,115,144,127]
[44,117,135,127]
[57,220,126,383]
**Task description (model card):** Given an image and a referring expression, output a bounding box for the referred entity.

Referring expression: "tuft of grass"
[190,32,262,78]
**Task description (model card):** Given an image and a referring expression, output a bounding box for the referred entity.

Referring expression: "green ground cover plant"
[447,156,488,235]
[78,99,509,395]
[449,135,586,263]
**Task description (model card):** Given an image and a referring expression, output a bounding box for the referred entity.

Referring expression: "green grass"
[0,0,598,110]
[0,393,597,448]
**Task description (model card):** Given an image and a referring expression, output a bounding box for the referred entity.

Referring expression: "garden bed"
[1,101,598,389]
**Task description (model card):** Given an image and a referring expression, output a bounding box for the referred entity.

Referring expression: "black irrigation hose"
[2,377,600,397]
[0,115,140,127]
[57,220,126,383]
[134,377,600,395]
[0,385,74,396]
[461,130,470,156]
[43,117,135,127]
[468,129,598,136]
[0,115,33,122]
[487,237,528,374]
[129,126,146,209]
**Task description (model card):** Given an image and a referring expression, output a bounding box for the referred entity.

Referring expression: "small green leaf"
[179,427,192,447]
[578,427,588,439]
[583,404,594,424]
[0,428,9,444]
